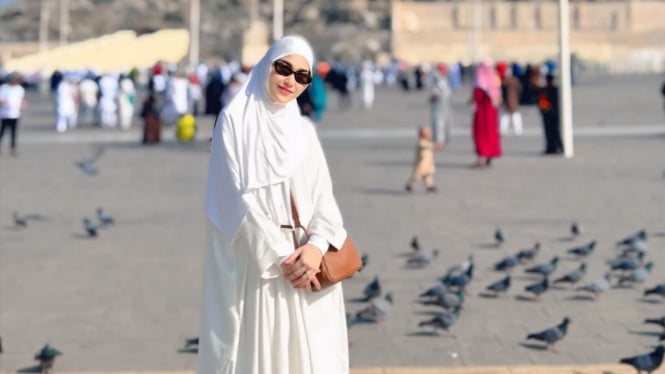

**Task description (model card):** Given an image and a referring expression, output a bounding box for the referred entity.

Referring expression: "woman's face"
[268,54,310,104]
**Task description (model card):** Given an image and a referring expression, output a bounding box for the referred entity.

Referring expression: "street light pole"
[59,0,69,46]
[558,0,574,157]
[189,0,201,67]
[469,0,482,63]
[273,0,283,41]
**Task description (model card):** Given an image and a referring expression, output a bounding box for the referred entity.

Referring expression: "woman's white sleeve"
[306,133,347,250]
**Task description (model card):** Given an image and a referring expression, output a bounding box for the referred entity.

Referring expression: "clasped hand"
[282,243,323,291]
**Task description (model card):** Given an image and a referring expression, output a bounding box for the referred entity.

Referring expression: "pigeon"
[407,249,439,268]
[418,306,461,337]
[495,227,505,245]
[445,255,474,277]
[571,221,581,237]
[13,212,27,227]
[419,284,449,299]
[97,207,114,225]
[486,275,511,296]
[34,344,62,373]
[516,242,541,262]
[494,254,521,272]
[360,253,369,271]
[524,277,549,299]
[421,289,464,310]
[355,293,393,323]
[526,317,571,352]
[75,146,104,176]
[553,263,587,287]
[83,217,97,237]
[617,229,647,247]
[410,236,420,252]
[620,239,648,257]
[608,252,645,272]
[567,241,596,259]
[440,264,473,289]
[524,257,559,277]
[363,276,381,300]
[619,345,664,374]
[644,283,665,298]
[184,337,199,348]
[576,272,612,300]
[644,317,665,330]
[618,262,653,286]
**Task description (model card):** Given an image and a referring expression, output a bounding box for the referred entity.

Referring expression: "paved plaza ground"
[0,74,664,373]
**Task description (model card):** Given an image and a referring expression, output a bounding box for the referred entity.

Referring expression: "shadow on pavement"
[16,366,41,373]
[519,342,548,351]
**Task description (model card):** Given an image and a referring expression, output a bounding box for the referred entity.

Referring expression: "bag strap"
[280,192,306,248]
[289,192,302,229]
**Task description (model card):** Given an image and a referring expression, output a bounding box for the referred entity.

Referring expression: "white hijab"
[206,35,315,238]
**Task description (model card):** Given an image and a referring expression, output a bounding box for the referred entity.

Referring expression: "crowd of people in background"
[0,55,567,160]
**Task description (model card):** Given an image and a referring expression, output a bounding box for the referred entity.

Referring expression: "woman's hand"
[282,243,323,291]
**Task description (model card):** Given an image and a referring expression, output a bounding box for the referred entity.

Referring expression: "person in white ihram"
[197,35,350,374]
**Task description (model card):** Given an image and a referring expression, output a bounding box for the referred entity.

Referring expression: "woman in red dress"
[470,62,502,168]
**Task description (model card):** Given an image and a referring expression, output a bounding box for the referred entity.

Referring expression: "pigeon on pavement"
[618,262,653,286]
[354,293,393,323]
[516,242,541,262]
[97,207,114,225]
[617,229,647,247]
[571,221,581,237]
[525,257,559,277]
[619,345,664,374]
[644,283,665,298]
[13,212,27,227]
[495,227,505,246]
[567,241,596,259]
[644,317,665,330]
[553,263,587,287]
[576,272,612,300]
[524,277,549,299]
[410,236,420,252]
[407,249,439,268]
[526,317,571,352]
[34,343,62,373]
[418,306,461,337]
[363,276,381,300]
[486,275,511,296]
[83,217,97,237]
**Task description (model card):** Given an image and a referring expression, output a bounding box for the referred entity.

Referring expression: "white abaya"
[198,36,350,374]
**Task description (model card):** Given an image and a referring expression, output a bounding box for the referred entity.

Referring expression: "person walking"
[538,74,563,154]
[497,61,523,136]
[470,62,502,168]
[198,35,350,374]
[0,73,26,156]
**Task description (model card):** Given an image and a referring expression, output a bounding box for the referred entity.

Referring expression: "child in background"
[405,126,437,193]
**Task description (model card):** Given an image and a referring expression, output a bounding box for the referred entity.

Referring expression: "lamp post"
[58,0,68,46]
[189,0,201,67]
[273,0,283,40]
[558,0,574,157]
[469,0,482,63]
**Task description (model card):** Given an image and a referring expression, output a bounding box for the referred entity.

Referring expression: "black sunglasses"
[272,60,312,85]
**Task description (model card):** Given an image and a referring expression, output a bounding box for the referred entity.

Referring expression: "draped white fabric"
[198,36,349,374]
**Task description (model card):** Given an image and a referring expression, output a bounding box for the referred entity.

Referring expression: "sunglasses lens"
[273,61,292,76]
[294,72,312,85]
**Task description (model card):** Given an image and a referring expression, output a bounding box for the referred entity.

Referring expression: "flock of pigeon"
[3,147,116,373]
[345,223,665,373]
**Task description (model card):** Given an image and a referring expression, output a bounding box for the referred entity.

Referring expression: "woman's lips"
[278,85,293,95]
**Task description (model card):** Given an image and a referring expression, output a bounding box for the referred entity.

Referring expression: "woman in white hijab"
[198,36,350,374]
